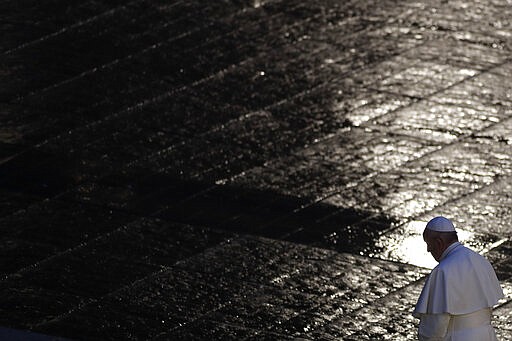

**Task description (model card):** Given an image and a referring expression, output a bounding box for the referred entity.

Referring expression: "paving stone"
[0,284,87,330]
[324,136,512,221]
[476,113,512,143]
[156,319,256,340]
[62,170,215,214]
[46,234,421,335]
[0,0,430,212]
[0,189,41,219]
[8,248,161,301]
[98,218,231,267]
[486,240,512,265]
[254,203,362,237]
[302,216,399,254]
[340,90,417,127]
[5,16,421,190]
[369,219,503,268]
[0,0,128,52]
[207,286,317,332]
[486,241,512,282]
[423,177,512,237]
[323,282,423,340]
[38,264,257,340]
[0,138,26,161]
[0,149,79,197]
[2,0,408,146]
[2,0,512,339]
[310,279,512,340]
[173,237,429,335]
[174,237,329,285]
[404,0,512,51]
[5,0,310,115]
[372,100,504,143]
[423,38,506,70]
[433,65,512,109]
[156,184,310,234]
[244,331,301,341]
[39,301,165,341]
[374,61,478,99]
[0,239,59,277]
[494,299,512,339]
[0,199,136,276]
[0,220,231,331]
[230,127,443,200]
[1,1,263,100]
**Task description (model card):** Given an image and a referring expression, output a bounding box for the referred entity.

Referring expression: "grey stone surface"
[1,0,512,339]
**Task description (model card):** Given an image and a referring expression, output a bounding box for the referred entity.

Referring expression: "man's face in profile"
[423,229,443,262]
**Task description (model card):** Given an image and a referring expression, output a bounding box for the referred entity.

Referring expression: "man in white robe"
[413,216,504,341]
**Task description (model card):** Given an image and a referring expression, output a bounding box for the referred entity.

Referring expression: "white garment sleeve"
[418,313,451,341]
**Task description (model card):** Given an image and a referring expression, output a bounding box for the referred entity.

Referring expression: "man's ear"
[435,237,444,248]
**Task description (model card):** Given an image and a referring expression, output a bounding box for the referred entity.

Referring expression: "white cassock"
[413,242,504,341]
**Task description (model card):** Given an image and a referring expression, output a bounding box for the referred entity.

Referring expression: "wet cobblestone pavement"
[1,0,512,339]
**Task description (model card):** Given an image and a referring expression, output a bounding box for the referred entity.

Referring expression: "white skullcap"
[426,216,456,232]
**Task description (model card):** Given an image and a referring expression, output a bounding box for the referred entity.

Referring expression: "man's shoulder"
[437,245,469,267]
[438,244,490,270]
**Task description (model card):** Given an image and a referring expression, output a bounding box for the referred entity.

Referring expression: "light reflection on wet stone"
[422,177,512,237]
[370,219,504,268]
